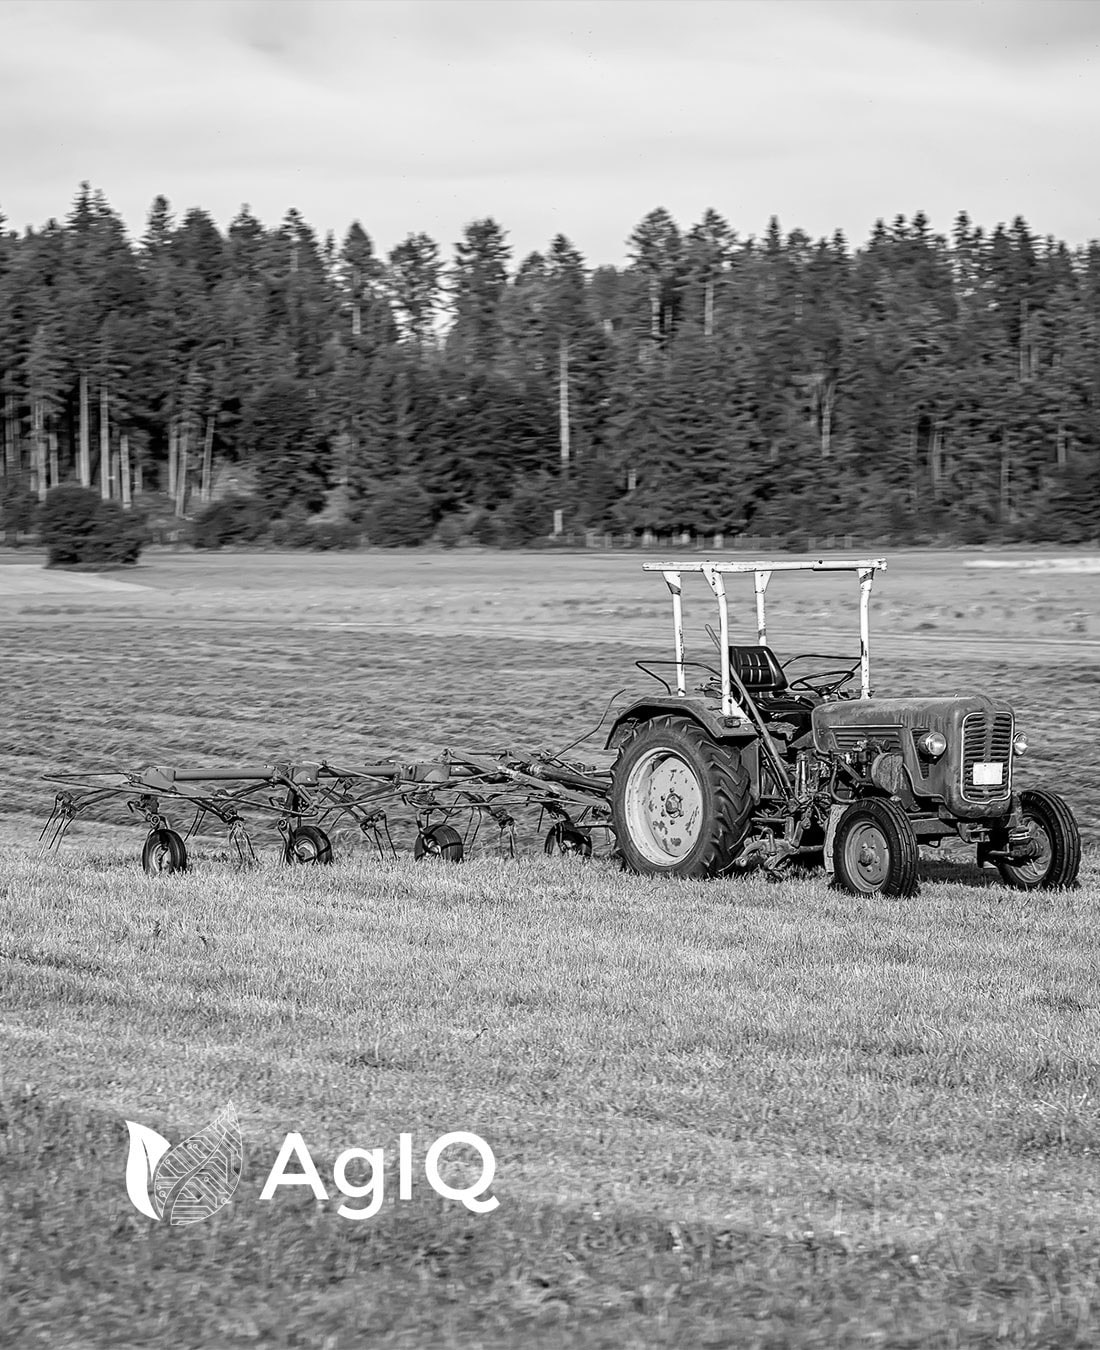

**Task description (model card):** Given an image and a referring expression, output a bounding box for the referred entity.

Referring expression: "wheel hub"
[846,822,889,888]
[1005,819,1052,882]
[623,748,705,864]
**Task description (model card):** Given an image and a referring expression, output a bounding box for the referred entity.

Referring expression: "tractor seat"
[728,644,788,694]
[727,645,820,720]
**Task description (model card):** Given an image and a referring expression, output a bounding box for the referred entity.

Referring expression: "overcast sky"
[1,0,1098,266]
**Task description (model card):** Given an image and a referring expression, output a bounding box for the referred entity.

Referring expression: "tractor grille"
[829,725,904,755]
[961,712,1013,801]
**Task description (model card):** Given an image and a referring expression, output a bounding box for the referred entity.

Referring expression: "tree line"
[1,184,1098,549]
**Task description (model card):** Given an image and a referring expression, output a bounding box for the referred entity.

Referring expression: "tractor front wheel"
[832,798,919,897]
[996,789,1081,890]
[610,715,752,879]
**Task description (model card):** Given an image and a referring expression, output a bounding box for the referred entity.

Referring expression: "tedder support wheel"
[414,824,464,862]
[142,828,188,876]
[996,789,1081,891]
[284,825,333,865]
[832,798,919,897]
[544,823,593,858]
[610,715,752,878]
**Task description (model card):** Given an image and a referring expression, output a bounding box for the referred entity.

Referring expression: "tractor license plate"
[972,761,1004,786]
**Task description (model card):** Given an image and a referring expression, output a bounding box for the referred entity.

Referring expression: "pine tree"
[386,232,442,348]
[627,207,683,344]
[448,219,510,366]
[339,222,382,339]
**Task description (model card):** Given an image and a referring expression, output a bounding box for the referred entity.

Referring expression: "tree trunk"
[558,336,570,468]
[135,454,144,496]
[168,418,178,500]
[819,379,834,458]
[79,372,90,487]
[2,392,16,479]
[32,398,47,502]
[649,279,660,340]
[175,421,189,517]
[99,382,110,500]
[48,428,59,489]
[930,423,944,500]
[1057,421,1067,469]
[908,421,918,514]
[704,279,714,339]
[1000,432,1011,520]
[200,414,215,503]
[120,432,132,509]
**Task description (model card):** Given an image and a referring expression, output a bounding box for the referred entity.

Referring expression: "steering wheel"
[785,657,861,699]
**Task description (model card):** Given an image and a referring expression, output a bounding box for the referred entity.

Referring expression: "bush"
[307,521,361,551]
[134,492,185,546]
[269,503,314,549]
[39,485,147,567]
[433,513,466,550]
[268,506,362,551]
[365,484,434,547]
[191,494,268,549]
[1,482,38,545]
[492,478,554,547]
[469,510,499,547]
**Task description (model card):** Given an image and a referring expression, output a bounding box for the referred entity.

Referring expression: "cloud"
[832,0,1100,65]
[0,0,1096,264]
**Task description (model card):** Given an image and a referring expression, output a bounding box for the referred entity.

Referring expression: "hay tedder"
[42,750,614,874]
[41,556,1083,895]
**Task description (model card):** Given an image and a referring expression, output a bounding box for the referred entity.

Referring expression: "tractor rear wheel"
[832,798,919,897]
[610,715,752,878]
[996,789,1081,890]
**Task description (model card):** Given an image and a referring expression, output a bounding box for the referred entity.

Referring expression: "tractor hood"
[812,694,1008,748]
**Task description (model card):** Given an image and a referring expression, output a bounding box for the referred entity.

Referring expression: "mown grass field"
[2,547,1100,1347]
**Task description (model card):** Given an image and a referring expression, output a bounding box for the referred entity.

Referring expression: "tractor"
[606,558,1081,896]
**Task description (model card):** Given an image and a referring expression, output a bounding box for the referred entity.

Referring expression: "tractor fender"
[605,698,759,752]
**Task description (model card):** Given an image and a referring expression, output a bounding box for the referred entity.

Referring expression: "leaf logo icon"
[124,1120,171,1220]
[124,1103,243,1225]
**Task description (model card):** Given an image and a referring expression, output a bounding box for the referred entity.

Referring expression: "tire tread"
[997,788,1081,890]
[611,714,753,878]
[833,797,919,897]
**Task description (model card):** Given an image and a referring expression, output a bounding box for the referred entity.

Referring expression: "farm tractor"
[606,558,1082,896]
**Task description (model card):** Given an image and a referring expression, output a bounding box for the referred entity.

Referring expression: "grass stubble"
[2,548,1100,1347]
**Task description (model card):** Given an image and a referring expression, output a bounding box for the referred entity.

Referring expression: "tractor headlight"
[917,730,947,760]
[1013,733,1028,756]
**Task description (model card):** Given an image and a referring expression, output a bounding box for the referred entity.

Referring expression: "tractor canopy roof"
[641,557,888,717]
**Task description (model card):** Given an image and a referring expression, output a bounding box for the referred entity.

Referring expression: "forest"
[1,184,1098,550]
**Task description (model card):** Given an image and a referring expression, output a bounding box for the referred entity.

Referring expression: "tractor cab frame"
[646,556,886,717]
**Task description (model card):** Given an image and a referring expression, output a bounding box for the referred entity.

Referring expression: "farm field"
[2,546,1100,1347]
